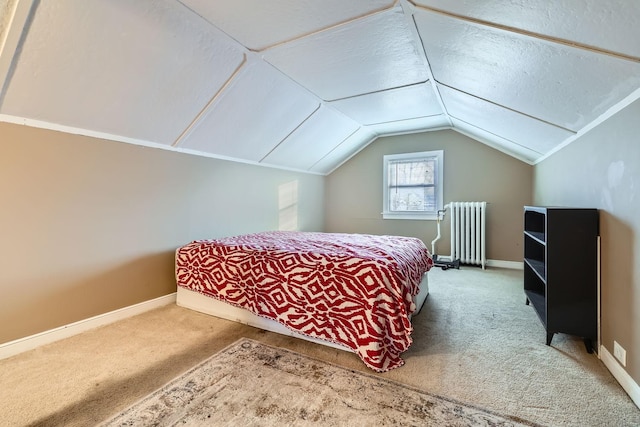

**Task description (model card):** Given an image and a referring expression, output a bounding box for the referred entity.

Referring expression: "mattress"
[175,231,433,371]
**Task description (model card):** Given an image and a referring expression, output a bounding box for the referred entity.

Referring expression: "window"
[382,150,443,220]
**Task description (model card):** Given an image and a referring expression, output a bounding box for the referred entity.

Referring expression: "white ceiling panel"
[261,106,359,170]
[365,115,450,136]
[415,10,640,131]
[412,0,640,59]
[439,85,574,155]
[179,0,394,51]
[178,60,320,162]
[0,0,245,146]
[309,127,377,174]
[450,118,543,164]
[264,7,429,101]
[330,83,443,125]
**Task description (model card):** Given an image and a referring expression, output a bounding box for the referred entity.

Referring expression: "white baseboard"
[0,293,177,360]
[600,345,640,409]
[486,259,524,270]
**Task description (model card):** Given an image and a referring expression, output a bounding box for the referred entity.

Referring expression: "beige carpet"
[101,338,540,426]
[1,267,639,426]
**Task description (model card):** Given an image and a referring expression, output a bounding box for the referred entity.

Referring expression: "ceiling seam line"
[373,126,452,139]
[327,80,430,102]
[435,80,577,133]
[258,103,321,163]
[308,127,364,171]
[171,55,248,148]
[175,1,254,56]
[0,0,38,109]
[408,2,640,63]
[364,113,446,127]
[323,131,383,175]
[399,1,452,127]
[255,0,401,53]
[450,115,544,156]
[452,127,536,165]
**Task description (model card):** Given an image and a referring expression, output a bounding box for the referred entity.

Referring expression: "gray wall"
[534,98,640,385]
[324,130,533,263]
[0,122,324,344]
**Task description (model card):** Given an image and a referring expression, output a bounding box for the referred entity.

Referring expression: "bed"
[175,231,433,372]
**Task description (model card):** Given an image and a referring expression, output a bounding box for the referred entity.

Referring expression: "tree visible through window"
[383,150,443,220]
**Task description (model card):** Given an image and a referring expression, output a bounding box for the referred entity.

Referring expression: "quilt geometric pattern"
[175,231,433,372]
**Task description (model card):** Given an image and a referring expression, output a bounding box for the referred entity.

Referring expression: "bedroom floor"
[1,267,638,426]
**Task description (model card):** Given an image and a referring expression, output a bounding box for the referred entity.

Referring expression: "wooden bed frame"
[176,273,429,352]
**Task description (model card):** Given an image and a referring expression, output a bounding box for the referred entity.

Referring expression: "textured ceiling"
[0,0,639,174]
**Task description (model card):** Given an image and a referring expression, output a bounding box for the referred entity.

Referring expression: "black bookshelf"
[523,206,599,353]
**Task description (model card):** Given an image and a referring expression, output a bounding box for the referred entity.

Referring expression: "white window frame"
[382,150,444,220]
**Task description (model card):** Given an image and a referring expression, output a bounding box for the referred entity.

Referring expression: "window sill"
[382,213,438,221]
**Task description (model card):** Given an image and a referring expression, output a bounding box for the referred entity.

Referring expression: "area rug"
[100,338,541,426]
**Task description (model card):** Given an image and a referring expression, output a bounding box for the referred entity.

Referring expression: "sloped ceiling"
[0,1,639,174]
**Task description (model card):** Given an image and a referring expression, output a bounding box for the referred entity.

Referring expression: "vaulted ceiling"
[1,1,639,174]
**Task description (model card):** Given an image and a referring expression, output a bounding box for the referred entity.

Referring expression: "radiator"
[449,201,487,269]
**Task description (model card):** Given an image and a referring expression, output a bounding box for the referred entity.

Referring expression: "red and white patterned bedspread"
[175,231,433,372]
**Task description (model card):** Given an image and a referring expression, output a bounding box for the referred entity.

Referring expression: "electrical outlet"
[613,341,627,367]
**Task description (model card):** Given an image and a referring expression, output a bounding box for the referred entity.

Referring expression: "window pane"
[388,159,435,187]
[390,186,435,212]
[388,158,436,212]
